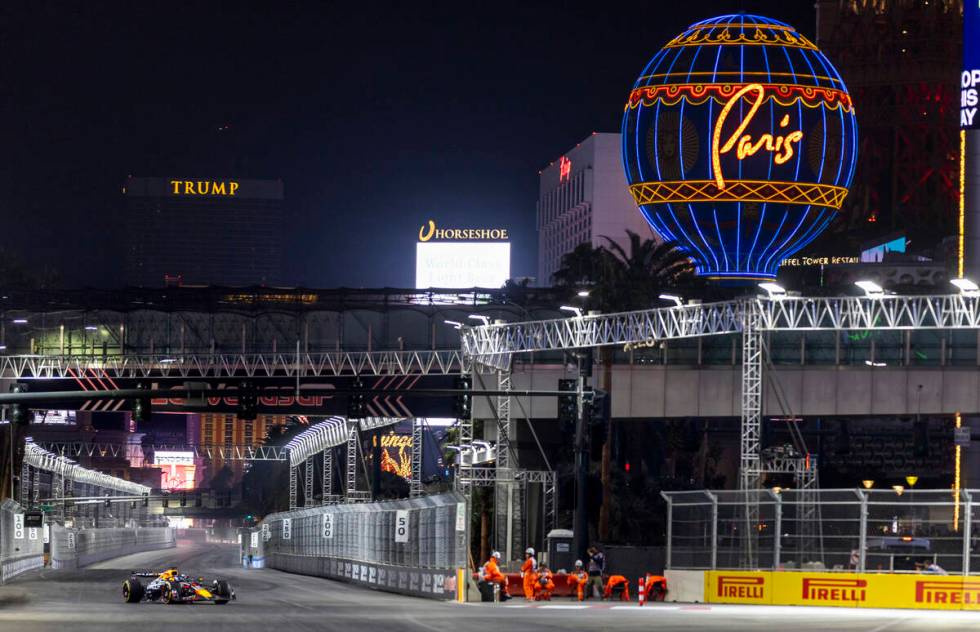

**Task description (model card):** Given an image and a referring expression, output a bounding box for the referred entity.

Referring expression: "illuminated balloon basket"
[622,14,858,281]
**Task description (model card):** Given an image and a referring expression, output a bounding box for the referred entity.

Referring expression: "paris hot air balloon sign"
[622,14,858,280]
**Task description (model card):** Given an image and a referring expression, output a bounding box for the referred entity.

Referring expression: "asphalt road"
[0,540,978,631]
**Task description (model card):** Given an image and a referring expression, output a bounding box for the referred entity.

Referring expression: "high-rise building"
[815,0,960,250]
[536,133,654,285]
[198,413,289,485]
[122,177,284,287]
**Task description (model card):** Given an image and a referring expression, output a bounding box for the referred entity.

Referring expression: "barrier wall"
[673,569,980,611]
[0,499,44,584]
[50,526,175,569]
[255,492,466,601]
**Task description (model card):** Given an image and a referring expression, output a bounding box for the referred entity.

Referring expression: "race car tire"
[122,578,144,603]
[213,580,231,604]
[162,581,182,604]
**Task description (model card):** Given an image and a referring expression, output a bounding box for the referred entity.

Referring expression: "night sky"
[2,1,813,288]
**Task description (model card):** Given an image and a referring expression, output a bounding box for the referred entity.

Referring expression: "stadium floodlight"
[659,294,683,307]
[11,319,27,325]
[951,278,980,296]
[864,360,887,367]
[467,314,491,326]
[559,305,583,318]
[758,282,787,299]
[84,326,98,331]
[443,320,463,330]
[855,280,884,297]
[576,290,590,297]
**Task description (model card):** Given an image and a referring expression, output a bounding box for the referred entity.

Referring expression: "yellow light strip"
[960,129,966,279]
[954,411,962,532]
[629,180,849,209]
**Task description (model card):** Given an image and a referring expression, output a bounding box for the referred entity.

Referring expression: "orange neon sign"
[711,83,804,190]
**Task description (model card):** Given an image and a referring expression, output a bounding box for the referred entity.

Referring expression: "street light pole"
[572,349,593,562]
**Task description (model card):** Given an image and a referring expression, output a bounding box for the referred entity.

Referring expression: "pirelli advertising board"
[706,571,980,610]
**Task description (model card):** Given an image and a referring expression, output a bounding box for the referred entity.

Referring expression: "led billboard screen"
[415,242,510,289]
[964,1,980,129]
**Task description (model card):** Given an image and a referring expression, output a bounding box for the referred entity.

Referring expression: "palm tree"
[599,231,693,310]
[552,231,693,541]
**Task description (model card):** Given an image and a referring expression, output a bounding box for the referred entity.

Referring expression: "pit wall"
[50,526,176,570]
[665,569,980,611]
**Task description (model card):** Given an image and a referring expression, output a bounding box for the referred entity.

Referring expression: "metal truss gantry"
[21,441,151,522]
[459,293,980,565]
[409,417,424,498]
[34,441,289,462]
[284,416,402,508]
[0,350,466,380]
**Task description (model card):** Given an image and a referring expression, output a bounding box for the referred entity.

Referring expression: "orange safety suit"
[604,575,630,601]
[482,557,506,588]
[567,570,588,601]
[520,556,537,600]
[644,574,667,601]
[533,570,555,601]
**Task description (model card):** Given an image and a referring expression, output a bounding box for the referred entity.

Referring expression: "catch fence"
[253,492,466,600]
[663,488,980,574]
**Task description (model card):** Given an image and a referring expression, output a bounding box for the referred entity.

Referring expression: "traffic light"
[162,496,169,508]
[588,390,609,428]
[142,493,149,508]
[180,493,187,507]
[454,376,472,419]
[557,379,577,433]
[131,382,152,423]
[237,381,257,421]
[348,378,367,419]
[9,383,29,425]
[104,496,111,508]
[195,494,203,508]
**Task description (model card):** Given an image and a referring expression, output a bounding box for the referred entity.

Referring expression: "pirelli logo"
[802,578,867,602]
[717,575,765,599]
[915,580,980,605]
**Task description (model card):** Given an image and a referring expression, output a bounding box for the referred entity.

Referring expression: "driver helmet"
[575,560,583,568]
[492,551,501,560]
[525,547,535,556]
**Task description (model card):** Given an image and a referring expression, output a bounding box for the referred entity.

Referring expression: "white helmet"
[526,547,535,556]
[492,551,501,559]
[575,560,583,567]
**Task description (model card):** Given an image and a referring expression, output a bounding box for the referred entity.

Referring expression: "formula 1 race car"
[122,568,236,605]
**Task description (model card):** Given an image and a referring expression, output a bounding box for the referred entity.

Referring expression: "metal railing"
[663,488,980,575]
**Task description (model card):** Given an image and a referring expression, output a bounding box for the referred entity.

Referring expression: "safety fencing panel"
[664,488,980,575]
[0,499,43,584]
[258,492,465,600]
[50,526,175,569]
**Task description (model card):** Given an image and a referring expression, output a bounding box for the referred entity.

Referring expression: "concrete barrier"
[665,569,706,603]
[258,492,466,601]
[267,552,458,600]
[663,569,980,612]
[0,500,44,584]
[50,526,175,570]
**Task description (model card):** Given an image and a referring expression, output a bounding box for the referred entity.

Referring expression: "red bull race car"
[122,568,235,605]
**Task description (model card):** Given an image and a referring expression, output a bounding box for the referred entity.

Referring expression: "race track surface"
[0,540,976,631]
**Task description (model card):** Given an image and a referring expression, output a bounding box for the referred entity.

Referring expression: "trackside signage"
[711,572,769,604]
[964,0,980,129]
[704,571,980,611]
